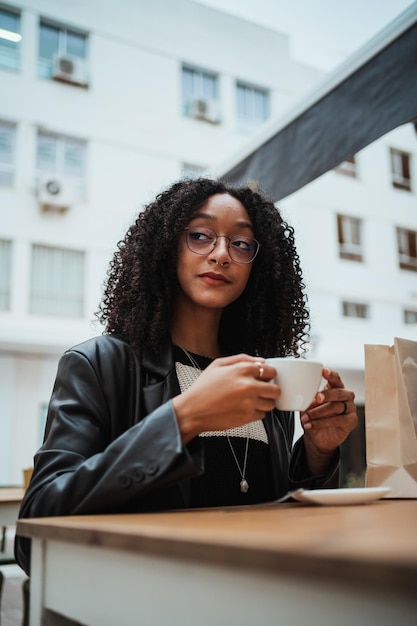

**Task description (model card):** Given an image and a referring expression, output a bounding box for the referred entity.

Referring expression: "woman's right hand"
[172,354,280,444]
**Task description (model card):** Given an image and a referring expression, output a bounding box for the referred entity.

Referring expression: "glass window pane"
[236,85,246,118]
[182,162,206,178]
[351,219,360,245]
[202,73,216,99]
[253,90,268,120]
[409,231,417,258]
[237,83,269,127]
[0,8,21,71]
[182,68,194,103]
[66,31,87,58]
[338,215,362,261]
[404,310,417,324]
[0,123,15,185]
[37,133,57,173]
[182,67,217,101]
[0,8,19,32]
[64,138,85,177]
[0,123,14,164]
[0,239,12,310]
[241,87,253,119]
[390,148,412,190]
[39,23,59,61]
[397,228,407,254]
[38,23,60,78]
[37,132,86,184]
[30,245,85,317]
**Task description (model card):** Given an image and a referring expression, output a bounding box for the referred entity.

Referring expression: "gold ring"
[256,362,264,379]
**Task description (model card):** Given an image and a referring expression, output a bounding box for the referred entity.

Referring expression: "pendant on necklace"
[240,479,249,493]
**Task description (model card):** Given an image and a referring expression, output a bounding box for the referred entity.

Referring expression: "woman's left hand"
[300,368,358,474]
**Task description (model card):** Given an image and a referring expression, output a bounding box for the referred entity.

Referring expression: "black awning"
[220,20,417,201]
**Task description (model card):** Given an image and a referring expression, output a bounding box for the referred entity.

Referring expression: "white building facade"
[279,121,417,373]
[0,0,416,484]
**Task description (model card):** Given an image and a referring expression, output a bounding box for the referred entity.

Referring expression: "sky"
[195,0,416,71]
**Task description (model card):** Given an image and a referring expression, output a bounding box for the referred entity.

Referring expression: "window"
[0,239,12,310]
[36,130,86,198]
[30,244,85,317]
[0,121,15,185]
[0,5,21,71]
[37,131,86,178]
[337,215,363,262]
[397,227,417,272]
[335,156,357,178]
[181,162,206,179]
[390,148,411,191]
[38,20,88,80]
[404,309,417,324]
[182,65,219,122]
[236,82,269,130]
[342,301,369,319]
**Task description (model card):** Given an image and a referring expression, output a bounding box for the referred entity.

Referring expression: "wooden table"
[0,487,24,527]
[17,500,417,626]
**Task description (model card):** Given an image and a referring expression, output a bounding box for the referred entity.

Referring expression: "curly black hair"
[96,177,310,358]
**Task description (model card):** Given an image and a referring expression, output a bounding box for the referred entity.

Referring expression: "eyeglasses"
[184,226,260,264]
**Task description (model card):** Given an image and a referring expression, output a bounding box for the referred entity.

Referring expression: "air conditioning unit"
[38,176,74,213]
[189,99,220,123]
[52,54,88,87]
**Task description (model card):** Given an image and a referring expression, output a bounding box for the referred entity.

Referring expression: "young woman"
[15,178,357,575]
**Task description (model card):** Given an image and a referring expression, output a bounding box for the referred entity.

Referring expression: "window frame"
[335,156,357,178]
[0,4,21,72]
[35,129,87,202]
[342,301,369,319]
[0,119,16,186]
[404,309,417,324]
[397,227,417,272]
[181,162,206,179]
[0,238,12,311]
[337,214,363,262]
[390,147,412,191]
[181,64,220,119]
[29,243,85,317]
[236,80,270,130]
[38,17,88,80]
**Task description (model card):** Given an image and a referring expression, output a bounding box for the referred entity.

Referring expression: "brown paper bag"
[364,337,417,498]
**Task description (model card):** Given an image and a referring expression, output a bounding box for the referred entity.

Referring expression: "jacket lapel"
[141,340,193,506]
[142,340,180,415]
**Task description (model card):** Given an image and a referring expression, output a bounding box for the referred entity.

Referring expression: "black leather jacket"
[15,335,339,574]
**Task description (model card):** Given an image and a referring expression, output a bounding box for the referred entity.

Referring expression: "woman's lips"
[198,272,231,285]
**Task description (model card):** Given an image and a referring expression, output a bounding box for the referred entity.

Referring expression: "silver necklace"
[179,346,250,494]
[226,435,249,493]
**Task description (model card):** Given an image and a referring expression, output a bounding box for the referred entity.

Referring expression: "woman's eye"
[232,239,252,250]
[190,231,212,242]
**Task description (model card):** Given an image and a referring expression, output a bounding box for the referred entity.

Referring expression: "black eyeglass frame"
[183,227,260,264]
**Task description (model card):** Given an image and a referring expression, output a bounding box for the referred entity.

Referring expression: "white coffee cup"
[265,357,323,411]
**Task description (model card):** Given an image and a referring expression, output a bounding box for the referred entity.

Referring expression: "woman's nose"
[209,237,230,265]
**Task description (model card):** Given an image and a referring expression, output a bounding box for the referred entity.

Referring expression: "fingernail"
[316,392,324,403]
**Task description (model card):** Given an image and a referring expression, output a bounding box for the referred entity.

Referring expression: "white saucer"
[291,487,391,506]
